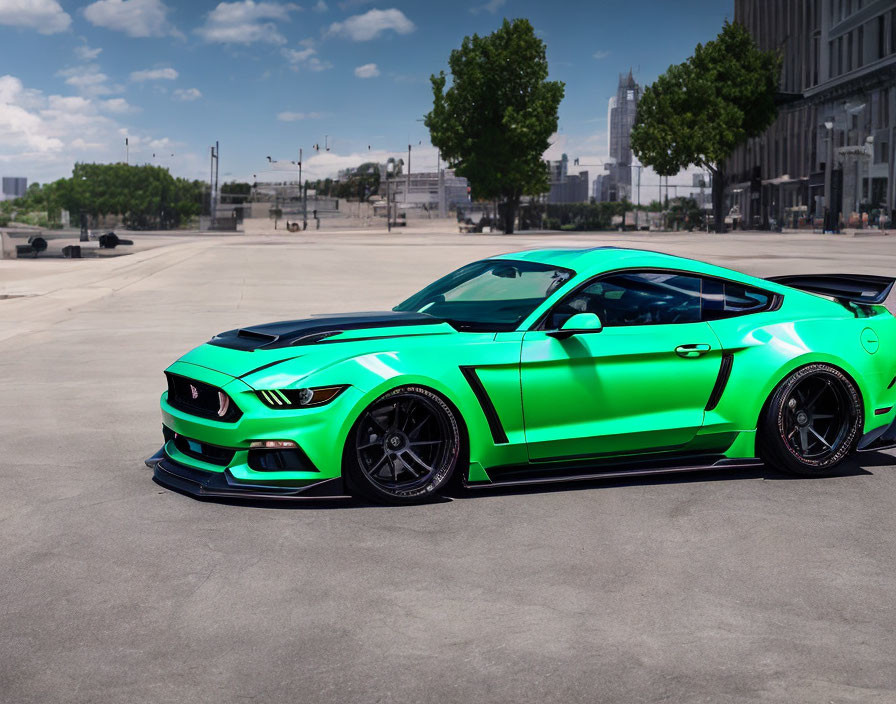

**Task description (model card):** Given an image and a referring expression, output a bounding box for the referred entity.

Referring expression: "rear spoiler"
[767,274,895,306]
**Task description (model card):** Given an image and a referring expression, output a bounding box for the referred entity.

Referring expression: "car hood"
[176,310,456,382]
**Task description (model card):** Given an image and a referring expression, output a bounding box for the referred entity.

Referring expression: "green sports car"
[147,246,896,504]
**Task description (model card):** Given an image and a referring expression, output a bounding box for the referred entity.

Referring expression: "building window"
[876,140,889,164]
[892,10,896,55]
[858,25,864,67]
[847,31,854,71]
[878,16,886,60]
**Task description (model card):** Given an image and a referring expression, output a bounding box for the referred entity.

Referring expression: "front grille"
[171,432,235,466]
[166,372,242,422]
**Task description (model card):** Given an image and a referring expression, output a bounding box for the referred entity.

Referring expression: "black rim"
[782,372,852,461]
[355,393,453,494]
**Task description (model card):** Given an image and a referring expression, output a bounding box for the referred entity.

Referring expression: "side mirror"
[546,312,603,340]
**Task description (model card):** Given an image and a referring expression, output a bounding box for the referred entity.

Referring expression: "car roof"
[491,246,766,286]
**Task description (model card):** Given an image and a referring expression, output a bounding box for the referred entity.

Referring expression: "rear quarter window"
[702,278,774,320]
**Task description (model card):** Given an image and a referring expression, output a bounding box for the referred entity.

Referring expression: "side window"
[547,271,703,328]
[701,279,773,320]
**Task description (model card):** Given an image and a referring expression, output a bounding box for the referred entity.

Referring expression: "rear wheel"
[344,386,461,504]
[759,364,862,476]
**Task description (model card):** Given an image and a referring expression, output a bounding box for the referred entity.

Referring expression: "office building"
[1,176,27,201]
[596,72,641,202]
[726,0,896,228]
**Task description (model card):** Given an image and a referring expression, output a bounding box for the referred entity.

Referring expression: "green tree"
[425,18,564,234]
[631,21,780,232]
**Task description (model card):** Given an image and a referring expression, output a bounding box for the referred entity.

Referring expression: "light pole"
[823,119,834,232]
[386,160,394,232]
[632,164,644,230]
[298,148,307,230]
[863,135,874,221]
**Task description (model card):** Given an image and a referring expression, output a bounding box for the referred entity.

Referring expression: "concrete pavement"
[2,228,896,703]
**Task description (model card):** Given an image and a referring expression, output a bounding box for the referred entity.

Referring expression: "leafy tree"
[631,21,780,232]
[667,197,705,231]
[15,163,206,230]
[425,18,564,234]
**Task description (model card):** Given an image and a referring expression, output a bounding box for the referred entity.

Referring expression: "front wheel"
[344,386,461,504]
[759,364,863,476]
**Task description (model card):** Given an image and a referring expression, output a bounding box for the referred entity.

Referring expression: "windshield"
[394,259,574,331]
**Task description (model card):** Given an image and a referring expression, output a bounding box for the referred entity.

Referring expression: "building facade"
[727,0,896,229]
[546,154,589,203]
[389,169,470,212]
[596,72,641,202]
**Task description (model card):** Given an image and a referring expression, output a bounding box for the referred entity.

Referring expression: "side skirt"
[464,456,763,490]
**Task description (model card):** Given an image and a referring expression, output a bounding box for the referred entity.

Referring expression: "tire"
[759,363,863,476]
[344,385,461,504]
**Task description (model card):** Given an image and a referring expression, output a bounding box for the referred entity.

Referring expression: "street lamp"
[267,151,306,230]
[385,160,395,232]
[823,119,835,232]
[864,135,875,216]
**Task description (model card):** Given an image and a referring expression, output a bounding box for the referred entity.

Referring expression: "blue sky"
[0,0,732,192]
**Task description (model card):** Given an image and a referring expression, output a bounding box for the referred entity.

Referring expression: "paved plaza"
[2,225,896,703]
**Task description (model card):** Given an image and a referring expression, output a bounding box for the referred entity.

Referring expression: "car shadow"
[151,452,891,509]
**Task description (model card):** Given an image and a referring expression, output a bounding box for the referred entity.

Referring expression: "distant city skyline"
[0,0,732,202]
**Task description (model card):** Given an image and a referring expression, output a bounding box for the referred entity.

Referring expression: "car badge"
[190,384,199,400]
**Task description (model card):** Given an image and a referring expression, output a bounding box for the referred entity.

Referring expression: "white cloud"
[470,0,506,15]
[328,8,414,41]
[312,0,327,11]
[592,50,610,60]
[281,43,333,72]
[291,145,439,181]
[130,67,178,81]
[354,63,379,78]
[101,97,138,113]
[57,64,121,97]
[277,111,324,121]
[75,44,103,61]
[196,1,300,45]
[0,0,71,34]
[84,0,177,38]
[172,87,202,101]
[0,76,64,153]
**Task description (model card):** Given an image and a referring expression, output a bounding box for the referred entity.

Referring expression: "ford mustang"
[146,247,896,504]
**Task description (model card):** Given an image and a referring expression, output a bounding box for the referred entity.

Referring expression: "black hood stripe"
[209,311,441,351]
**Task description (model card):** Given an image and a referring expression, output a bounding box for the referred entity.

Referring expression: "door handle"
[675,344,711,358]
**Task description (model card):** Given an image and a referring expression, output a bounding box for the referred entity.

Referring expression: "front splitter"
[151,453,349,501]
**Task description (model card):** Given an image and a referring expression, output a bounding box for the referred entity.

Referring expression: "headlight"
[256,385,347,409]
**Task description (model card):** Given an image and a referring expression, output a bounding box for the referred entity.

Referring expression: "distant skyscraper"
[596,72,641,202]
[1,177,27,201]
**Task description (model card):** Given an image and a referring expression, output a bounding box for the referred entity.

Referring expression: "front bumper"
[147,448,348,500]
[157,361,366,486]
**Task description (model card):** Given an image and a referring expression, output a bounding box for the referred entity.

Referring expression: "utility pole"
[386,170,391,233]
[209,145,215,219]
[125,137,129,166]
[407,144,412,208]
[209,141,219,221]
[214,140,220,213]
[299,147,307,230]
